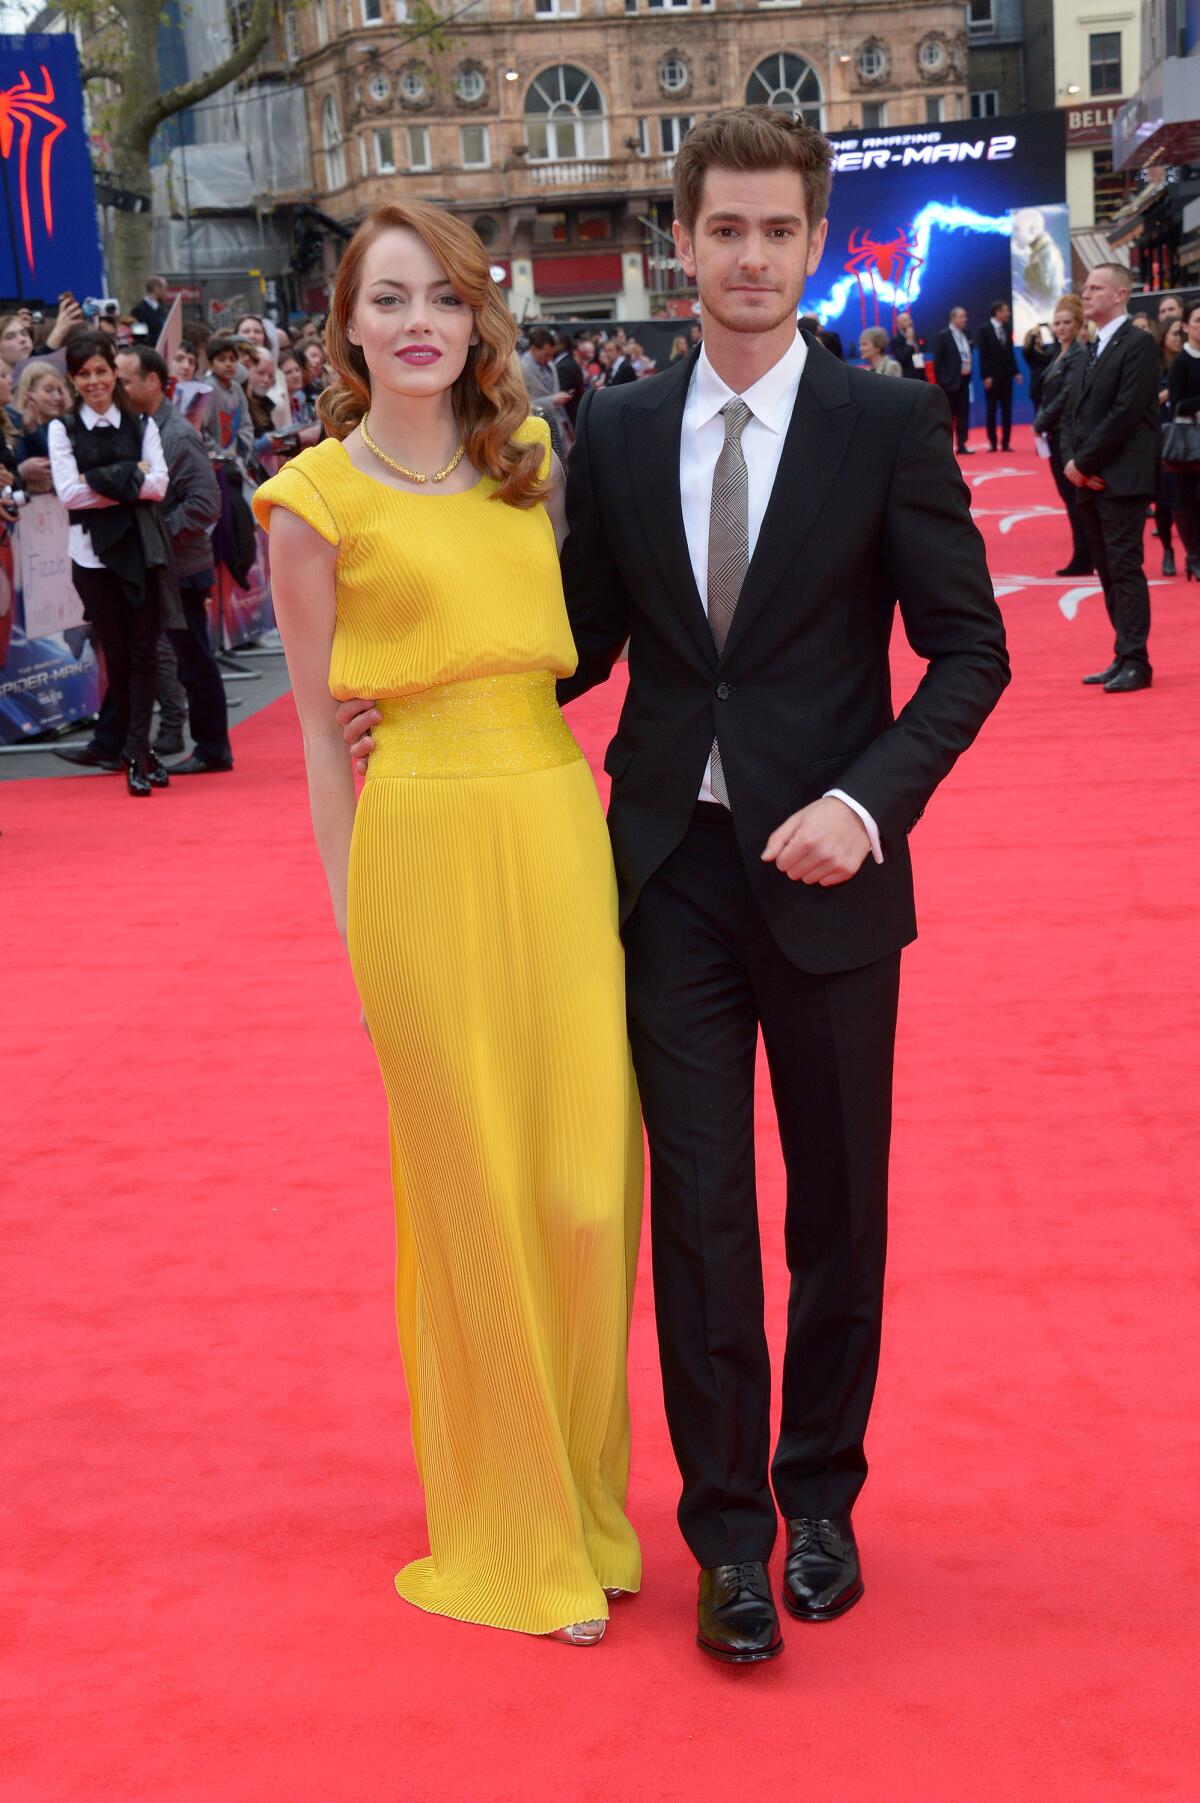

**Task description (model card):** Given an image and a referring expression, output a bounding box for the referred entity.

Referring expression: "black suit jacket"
[977,320,1018,384]
[132,298,169,341]
[891,334,927,381]
[932,327,973,393]
[557,338,1010,975]
[606,356,637,387]
[1062,318,1160,497]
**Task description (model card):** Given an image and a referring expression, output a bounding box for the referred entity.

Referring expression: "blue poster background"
[812,112,1068,423]
[0,34,104,303]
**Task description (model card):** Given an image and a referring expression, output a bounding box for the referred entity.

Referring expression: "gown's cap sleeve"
[514,414,552,483]
[252,459,340,546]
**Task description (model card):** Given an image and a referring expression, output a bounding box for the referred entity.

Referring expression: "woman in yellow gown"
[252,204,642,1641]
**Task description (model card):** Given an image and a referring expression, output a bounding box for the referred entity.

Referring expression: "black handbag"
[1162,414,1200,470]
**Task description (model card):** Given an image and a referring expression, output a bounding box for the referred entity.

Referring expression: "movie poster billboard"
[0,34,104,303]
[812,112,1068,421]
[1010,203,1071,345]
[0,500,100,743]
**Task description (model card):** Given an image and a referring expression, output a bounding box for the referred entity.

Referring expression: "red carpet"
[4,430,1197,1800]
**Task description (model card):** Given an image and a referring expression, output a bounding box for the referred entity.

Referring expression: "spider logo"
[0,66,67,275]
[844,227,924,332]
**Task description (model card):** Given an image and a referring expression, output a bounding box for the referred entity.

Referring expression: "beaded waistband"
[363,670,581,779]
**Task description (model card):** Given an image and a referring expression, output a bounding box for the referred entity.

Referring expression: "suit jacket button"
[716,681,731,700]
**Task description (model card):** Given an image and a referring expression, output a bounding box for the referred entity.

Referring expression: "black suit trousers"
[949,383,971,450]
[1048,445,1091,567]
[72,561,161,763]
[985,380,1013,450]
[623,806,900,1567]
[1076,492,1152,669]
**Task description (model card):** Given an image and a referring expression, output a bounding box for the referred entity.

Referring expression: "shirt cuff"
[824,789,884,865]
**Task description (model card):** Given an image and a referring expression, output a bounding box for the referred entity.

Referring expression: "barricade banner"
[0,497,100,743]
[19,492,83,638]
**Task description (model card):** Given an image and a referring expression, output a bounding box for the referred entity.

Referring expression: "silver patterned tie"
[707,397,752,808]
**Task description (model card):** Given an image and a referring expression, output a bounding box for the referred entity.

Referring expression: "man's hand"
[762,796,871,888]
[984,376,993,391]
[336,696,379,779]
[1064,460,1105,491]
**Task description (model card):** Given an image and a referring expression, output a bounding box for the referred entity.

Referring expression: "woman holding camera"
[48,331,173,797]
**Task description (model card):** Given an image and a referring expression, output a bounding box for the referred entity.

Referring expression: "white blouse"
[48,404,170,570]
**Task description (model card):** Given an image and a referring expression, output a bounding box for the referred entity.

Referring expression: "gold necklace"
[360,415,467,484]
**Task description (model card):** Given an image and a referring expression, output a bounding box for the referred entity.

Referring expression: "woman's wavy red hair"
[318,202,544,508]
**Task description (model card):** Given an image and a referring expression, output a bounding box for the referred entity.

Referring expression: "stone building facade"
[293,0,970,318]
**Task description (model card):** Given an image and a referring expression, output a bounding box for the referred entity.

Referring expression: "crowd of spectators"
[2,273,1196,790]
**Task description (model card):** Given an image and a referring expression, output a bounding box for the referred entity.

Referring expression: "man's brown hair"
[672,107,834,233]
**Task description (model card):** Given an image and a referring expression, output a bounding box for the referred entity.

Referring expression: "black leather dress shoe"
[1056,562,1095,577]
[782,1517,863,1622]
[1082,661,1121,686]
[168,753,233,775]
[53,743,122,771]
[696,1562,783,1664]
[145,751,171,788]
[1104,664,1152,693]
[123,755,152,798]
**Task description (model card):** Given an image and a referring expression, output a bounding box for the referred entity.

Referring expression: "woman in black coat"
[1165,300,1200,582]
[1033,295,1091,577]
[1022,326,1057,409]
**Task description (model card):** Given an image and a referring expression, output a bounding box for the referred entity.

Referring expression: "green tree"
[70,0,448,305]
[69,0,277,305]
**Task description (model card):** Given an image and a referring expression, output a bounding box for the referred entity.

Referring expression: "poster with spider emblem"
[808,112,1067,427]
[0,35,104,303]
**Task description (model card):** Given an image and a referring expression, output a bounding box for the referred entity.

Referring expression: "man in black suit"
[131,275,171,344]
[1062,262,1160,693]
[977,300,1021,451]
[338,109,1009,1665]
[891,310,929,381]
[560,112,1007,1662]
[602,340,638,386]
[932,305,975,452]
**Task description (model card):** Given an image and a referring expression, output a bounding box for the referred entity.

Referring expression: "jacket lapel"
[719,335,859,666]
[621,349,717,667]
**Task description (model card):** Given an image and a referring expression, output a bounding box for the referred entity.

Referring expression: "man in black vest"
[977,300,1020,451]
[1062,262,1160,693]
[932,305,975,452]
[337,108,1009,1664]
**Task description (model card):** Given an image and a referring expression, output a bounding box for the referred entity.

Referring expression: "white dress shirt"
[48,404,170,570]
[678,335,883,861]
[1091,313,1127,360]
[950,325,972,374]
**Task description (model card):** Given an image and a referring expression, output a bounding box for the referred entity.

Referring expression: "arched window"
[524,65,607,161]
[322,94,347,189]
[745,54,823,126]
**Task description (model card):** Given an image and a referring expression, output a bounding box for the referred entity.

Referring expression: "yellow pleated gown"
[253,419,643,1635]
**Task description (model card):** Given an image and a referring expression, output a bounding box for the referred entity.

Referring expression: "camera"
[29,309,45,325]
[82,297,121,320]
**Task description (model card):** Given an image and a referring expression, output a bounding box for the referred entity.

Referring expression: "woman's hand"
[45,296,84,350]
[17,456,52,493]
